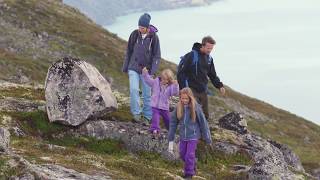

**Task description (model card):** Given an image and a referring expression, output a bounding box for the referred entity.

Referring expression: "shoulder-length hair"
[177,88,196,122]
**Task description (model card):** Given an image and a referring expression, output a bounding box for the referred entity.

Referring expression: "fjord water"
[106,0,320,124]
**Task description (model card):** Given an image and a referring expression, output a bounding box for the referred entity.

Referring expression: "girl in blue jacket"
[168,87,212,179]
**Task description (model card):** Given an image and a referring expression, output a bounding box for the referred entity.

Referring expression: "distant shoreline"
[64,0,220,26]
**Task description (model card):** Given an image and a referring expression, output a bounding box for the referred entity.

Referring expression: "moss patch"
[47,136,127,156]
[5,110,66,138]
[103,105,133,122]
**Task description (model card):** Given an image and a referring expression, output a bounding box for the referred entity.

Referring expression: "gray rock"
[0,97,45,112]
[268,140,305,172]
[311,168,320,180]
[213,141,239,155]
[13,173,35,180]
[10,126,26,137]
[8,154,112,180]
[29,164,112,180]
[76,120,180,160]
[219,112,248,134]
[0,127,10,152]
[45,57,118,126]
[232,165,251,174]
[215,112,306,179]
[243,134,303,180]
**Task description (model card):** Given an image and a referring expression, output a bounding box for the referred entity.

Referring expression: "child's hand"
[142,67,148,74]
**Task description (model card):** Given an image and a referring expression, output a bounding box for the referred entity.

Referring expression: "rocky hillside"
[0,0,320,179]
[63,0,218,26]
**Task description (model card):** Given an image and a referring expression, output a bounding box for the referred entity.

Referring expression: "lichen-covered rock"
[0,127,10,153]
[45,57,118,126]
[8,155,112,180]
[311,168,320,180]
[216,112,307,179]
[268,140,305,172]
[219,112,248,134]
[76,120,180,160]
[212,141,240,155]
[243,134,304,180]
[0,97,45,112]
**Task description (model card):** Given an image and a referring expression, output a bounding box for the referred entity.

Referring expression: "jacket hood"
[192,42,202,52]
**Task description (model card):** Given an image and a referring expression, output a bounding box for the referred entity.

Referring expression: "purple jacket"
[142,71,179,110]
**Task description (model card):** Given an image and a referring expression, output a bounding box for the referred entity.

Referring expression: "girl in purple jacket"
[142,67,179,136]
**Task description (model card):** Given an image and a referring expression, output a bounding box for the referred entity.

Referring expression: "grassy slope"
[0,110,252,179]
[0,0,319,174]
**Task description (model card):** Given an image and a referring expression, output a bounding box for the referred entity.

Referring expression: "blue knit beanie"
[138,13,151,28]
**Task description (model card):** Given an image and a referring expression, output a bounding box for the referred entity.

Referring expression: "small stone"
[0,127,10,152]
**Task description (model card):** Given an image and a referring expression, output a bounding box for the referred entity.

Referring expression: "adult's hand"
[142,67,148,74]
[219,87,226,96]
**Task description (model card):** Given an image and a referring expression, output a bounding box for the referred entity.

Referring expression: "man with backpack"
[177,36,225,119]
[122,13,161,123]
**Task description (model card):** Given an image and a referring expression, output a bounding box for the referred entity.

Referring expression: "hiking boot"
[151,130,160,139]
[132,114,141,123]
[182,174,193,180]
[141,116,151,126]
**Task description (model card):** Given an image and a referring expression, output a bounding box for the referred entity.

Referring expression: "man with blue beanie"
[122,13,161,124]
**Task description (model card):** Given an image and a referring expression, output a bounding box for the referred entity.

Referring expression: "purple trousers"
[179,140,198,176]
[149,107,170,132]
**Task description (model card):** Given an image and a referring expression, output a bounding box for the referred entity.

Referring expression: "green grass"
[103,104,133,122]
[47,136,127,155]
[0,156,20,179]
[0,86,45,101]
[5,111,66,137]
[10,136,253,179]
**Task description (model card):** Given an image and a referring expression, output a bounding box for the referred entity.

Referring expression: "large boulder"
[45,57,117,126]
[217,112,307,179]
[0,127,10,153]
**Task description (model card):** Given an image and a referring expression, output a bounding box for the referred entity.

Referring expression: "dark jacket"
[180,43,223,93]
[168,103,212,144]
[122,29,161,75]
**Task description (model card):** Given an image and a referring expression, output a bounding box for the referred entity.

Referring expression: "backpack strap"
[191,50,199,75]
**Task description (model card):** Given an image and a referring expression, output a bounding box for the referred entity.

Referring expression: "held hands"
[168,141,174,154]
[142,67,148,74]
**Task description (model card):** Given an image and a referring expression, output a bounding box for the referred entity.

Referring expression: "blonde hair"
[177,88,196,122]
[161,69,175,84]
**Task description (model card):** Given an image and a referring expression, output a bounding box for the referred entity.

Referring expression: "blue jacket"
[168,104,212,144]
[122,29,161,75]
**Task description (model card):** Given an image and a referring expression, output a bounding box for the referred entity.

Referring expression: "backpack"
[177,50,213,89]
